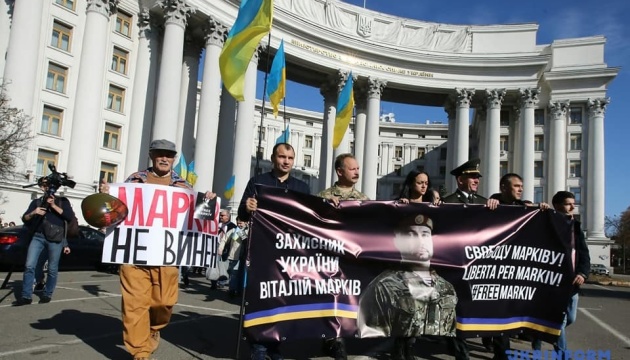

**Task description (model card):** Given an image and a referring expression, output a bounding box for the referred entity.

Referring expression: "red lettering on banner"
[119,187,146,226]
[171,192,192,228]
[146,189,169,227]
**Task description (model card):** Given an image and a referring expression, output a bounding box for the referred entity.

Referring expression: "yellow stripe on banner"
[456,321,561,336]
[244,309,357,328]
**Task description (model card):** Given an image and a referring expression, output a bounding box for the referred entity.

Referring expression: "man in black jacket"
[532,191,589,359]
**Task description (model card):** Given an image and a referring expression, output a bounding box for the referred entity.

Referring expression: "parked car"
[590,263,610,276]
[0,225,106,271]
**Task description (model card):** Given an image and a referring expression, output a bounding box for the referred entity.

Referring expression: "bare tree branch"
[0,83,34,180]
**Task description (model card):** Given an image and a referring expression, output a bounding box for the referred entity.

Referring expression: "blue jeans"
[22,233,63,299]
[227,260,239,291]
[532,293,579,358]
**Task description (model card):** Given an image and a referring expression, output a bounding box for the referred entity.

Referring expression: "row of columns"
[0,0,609,239]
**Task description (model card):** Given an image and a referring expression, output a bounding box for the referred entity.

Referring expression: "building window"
[500,136,508,152]
[51,21,72,52]
[569,161,582,178]
[255,126,266,141]
[107,85,125,112]
[103,123,121,150]
[304,135,313,149]
[534,109,545,125]
[439,166,446,176]
[395,146,403,159]
[500,161,508,176]
[418,134,425,139]
[55,0,75,11]
[534,161,543,178]
[569,107,582,124]
[111,47,128,74]
[256,146,264,159]
[500,110,510,126]
[46,63,67,93]
[115,11,132,37]
[100,162,118,183]
[534,187,543,203]
[416,165,425,173]
[350,141,354,155]
[41,106,63,136]
[303,154,312,168]
[534,135,544,151]
[377,145,381,157]
[570,134,582,150]
[394,164,402,176]
[440,148,447,160]
[37,149,58,176]
[417,148,425,159]
[570,187,582,204]
[306,121,313,126]
[396,133,403,138]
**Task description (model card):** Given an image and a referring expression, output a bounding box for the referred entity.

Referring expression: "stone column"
[152,0,194,142]
[193,18,227,191]
[125,10,160,175]
[230,46,261,208]
[318,73,340,192]
[482,89,505,196]
[212,86,237,199]
[510,106,521,173]
[476,107,487,195]
[1,0,44,115]
[454,88,474,173]
[313,134,321,174]
[518,88,540,201]
[353,81,368,191]
[0,0,12,76]
[586,98,609,239]
[67,0,117,191]
[547,100,570,200]
[332,71,353,184]
[444,99,456,192]
[176,33,202,161]
[363,77,387,199]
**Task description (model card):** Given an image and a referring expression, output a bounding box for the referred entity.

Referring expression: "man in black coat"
[532,191,589,359]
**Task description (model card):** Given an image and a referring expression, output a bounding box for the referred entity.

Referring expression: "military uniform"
[358,270,457,338]
[442,189,487,204]
[317,182,369,201]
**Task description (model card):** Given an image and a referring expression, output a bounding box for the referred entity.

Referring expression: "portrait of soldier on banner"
[357,214,457,338]
[194,193,221,220]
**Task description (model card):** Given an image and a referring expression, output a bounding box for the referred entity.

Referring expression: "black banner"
[243,186,573,343]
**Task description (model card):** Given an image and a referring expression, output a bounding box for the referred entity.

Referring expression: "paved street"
[0,270,628,359]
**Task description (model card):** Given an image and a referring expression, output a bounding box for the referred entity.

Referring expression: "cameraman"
[14,177,72,306]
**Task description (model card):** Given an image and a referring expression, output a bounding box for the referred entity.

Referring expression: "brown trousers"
[120,264,179,358]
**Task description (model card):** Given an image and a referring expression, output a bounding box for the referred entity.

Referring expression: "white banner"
[102,183,220,266]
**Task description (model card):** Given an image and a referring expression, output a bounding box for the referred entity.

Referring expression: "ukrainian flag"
[174,153,187,180]
[224,175,236,200]
[266,39,286,117]
[275,124,290,144]
[219,0,273,101]
[187,161,198,186]
[333,72,354,149]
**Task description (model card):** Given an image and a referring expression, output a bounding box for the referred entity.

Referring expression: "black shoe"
[183,276,190,286]
[330,340,347,360]
[13,298,32,306]
[482,337,494,353]
[393,337,415,360]
[34,282,45,292]
[39,296,52,304]
[210,282,217,290]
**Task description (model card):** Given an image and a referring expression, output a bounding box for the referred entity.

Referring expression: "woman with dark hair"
[398,171,438,204]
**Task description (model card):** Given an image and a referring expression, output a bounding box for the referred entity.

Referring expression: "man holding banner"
[100,139,216,360]
[238,142,310,360]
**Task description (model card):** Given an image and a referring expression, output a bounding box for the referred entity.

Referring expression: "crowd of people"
[8,138,588,360]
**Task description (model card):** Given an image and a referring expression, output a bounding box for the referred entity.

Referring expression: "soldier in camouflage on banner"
[317,153,368,360]
[357,214,457,360]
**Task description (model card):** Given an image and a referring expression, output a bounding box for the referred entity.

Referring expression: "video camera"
[23,163,76,196]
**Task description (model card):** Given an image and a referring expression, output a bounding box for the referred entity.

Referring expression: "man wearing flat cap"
[357,214,457,360]
[100,139,216,360]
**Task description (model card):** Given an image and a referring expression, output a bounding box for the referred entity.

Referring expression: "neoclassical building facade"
[0,0,617,263]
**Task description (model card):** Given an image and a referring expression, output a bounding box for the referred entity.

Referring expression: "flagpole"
[254,33,273,176]
[236,32,273,360]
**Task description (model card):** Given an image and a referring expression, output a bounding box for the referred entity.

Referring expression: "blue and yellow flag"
[219,0,273,101]
[275,124,290,144]
[174,153,187,181]
[224,175,236,200]
[333,72,354,149]
[266,39,286,117]
[187,161,198,186]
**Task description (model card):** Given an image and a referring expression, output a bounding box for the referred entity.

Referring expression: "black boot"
[322,338,347,360]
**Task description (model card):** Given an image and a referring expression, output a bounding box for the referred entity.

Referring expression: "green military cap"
[396,214,434,231]
[450,158,482,177]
